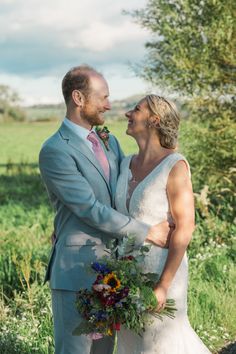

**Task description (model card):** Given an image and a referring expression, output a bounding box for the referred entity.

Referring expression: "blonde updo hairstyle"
[145,95,180,149]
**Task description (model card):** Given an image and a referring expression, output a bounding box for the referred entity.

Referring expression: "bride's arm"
[154,160,195,311]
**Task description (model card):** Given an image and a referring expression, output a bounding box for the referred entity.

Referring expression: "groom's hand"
[145,221,174,248]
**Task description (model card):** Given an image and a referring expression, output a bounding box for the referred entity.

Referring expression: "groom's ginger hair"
[62,65,103,105]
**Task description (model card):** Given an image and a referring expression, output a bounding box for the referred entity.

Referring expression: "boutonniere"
[95,126,110,151]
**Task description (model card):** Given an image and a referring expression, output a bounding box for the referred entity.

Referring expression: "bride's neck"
[135,135,172,164]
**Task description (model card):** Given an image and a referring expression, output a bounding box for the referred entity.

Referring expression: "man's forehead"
[89,74,107,86]
[89,74,109,95]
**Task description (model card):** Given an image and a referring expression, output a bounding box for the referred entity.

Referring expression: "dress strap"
[164,153,191,178]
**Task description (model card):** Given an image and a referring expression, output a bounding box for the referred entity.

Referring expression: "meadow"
[0,120,235,354]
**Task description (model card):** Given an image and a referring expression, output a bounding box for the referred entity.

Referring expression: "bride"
[115,95,211,354]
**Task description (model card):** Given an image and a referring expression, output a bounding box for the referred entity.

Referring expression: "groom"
[39,65,170,354]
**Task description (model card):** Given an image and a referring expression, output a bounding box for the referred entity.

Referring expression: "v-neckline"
[125,152,176,213]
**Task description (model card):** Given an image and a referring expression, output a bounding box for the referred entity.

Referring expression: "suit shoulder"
[108,133,118,143]
[40,130,64,152]
[108,134,121,149]
[39,131,70,165]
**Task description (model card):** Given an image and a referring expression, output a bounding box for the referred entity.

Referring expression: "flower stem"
[112,331,118,354]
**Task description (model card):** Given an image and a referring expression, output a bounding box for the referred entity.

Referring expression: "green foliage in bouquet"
[73,237,176,339]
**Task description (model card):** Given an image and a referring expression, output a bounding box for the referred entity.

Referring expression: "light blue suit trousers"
[51,290,115,354]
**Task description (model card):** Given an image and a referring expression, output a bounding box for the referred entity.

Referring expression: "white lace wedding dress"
[115,153,211,354]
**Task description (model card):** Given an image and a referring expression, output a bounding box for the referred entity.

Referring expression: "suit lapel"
[59,123,112,194]
[97,136,117,201]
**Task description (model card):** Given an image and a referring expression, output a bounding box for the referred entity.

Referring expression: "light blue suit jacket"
[39,122,149,291]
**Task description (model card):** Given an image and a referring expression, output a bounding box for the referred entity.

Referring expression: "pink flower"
[93,284,111,292]
[99,132,107,139]
[121,255,134,261]
[87,332,104,340]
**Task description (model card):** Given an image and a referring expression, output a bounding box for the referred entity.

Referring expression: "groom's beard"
[80,108,105,127]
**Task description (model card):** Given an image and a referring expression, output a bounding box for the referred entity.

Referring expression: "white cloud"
[0,0,14,4]
[0,64,151,106]
[0,73,62,105]
[0,0,149,103]
[77,20,147,52]
[5,2,147,51]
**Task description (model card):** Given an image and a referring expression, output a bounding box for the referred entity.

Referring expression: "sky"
[0,0,152,105]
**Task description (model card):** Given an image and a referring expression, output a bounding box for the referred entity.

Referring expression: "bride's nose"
[125,111,131,118]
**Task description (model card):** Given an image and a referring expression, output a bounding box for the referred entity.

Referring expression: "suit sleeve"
[39,145,149,245]
[112,135,125,164]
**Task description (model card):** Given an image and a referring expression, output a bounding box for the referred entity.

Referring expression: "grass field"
[0,121,235,354]
[0,120,137,165]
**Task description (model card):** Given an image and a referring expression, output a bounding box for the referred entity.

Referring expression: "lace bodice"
[115,152,189,225]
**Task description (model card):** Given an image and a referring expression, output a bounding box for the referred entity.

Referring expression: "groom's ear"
[71,90,85,108]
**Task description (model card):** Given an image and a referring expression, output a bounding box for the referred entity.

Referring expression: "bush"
[179,114,236,223]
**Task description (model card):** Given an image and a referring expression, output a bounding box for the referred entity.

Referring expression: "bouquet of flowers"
[73,237,176,339]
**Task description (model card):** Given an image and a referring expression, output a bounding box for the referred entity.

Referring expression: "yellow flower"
[103,272,121,292]
[107,328,113,336]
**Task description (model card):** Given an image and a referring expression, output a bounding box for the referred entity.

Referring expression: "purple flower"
[91,262,111,274]
[94,274,104,284]
[95,310,108,321]
[118,287,130,299]
[105,298,116,306]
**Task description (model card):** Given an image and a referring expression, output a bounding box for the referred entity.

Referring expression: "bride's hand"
[154,284,168,312]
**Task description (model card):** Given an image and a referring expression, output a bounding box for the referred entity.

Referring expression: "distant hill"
[24,94,187,122]
[25,94,145,122]
[25,103,65,122]
[108,94,145,120]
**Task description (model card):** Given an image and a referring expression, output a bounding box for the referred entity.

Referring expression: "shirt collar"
[63,117,94,141]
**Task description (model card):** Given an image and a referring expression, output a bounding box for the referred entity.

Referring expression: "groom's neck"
[66,109,92,130]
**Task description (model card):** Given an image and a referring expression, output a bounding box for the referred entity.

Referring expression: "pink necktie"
[87,131,110,181]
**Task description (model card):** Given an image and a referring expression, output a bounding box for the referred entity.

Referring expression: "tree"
[130,0,236,221]
[130,0,235,99]
[0,85,26,122]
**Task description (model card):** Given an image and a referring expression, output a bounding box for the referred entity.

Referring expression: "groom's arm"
[39,145,154,246]
[39,146,149,244]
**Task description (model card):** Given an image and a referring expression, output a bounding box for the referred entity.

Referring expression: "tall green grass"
[0,121,235,353]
